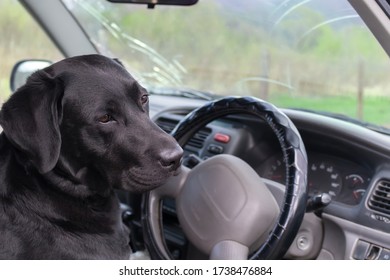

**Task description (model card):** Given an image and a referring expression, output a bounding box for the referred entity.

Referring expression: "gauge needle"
[353,189,365,201]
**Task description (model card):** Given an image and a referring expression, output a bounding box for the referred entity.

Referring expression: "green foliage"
[308,25,342,57]
[343,26,388,60]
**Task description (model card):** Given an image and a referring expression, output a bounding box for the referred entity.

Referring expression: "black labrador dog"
[0,54,183,259]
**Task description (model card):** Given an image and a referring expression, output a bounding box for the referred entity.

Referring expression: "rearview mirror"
[107,0,198,8]
[10,60,52,92]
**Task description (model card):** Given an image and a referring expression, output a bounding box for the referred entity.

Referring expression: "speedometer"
[308,162,342,198]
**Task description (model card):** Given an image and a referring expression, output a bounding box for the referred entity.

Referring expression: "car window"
[63,0,390,129]
[0,0,63,105]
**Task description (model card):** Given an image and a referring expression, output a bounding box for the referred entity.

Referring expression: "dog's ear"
[112,58,124,67]
[0,69,63,174]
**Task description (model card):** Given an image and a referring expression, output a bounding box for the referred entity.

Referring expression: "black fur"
[0,54,183,259]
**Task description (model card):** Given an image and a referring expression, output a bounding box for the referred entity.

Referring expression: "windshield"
[63,0,390,128]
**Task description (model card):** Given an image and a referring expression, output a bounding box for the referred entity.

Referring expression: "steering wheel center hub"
[176,154,279,257]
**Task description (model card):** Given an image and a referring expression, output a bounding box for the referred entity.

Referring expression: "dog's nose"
[159,146,183,171]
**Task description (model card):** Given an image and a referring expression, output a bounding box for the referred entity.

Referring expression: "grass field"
[269,93,390,127]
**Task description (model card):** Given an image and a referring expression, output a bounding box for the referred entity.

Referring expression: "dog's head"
[0,54,183,193]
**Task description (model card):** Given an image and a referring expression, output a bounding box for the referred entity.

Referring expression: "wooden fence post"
[357,60,364,121]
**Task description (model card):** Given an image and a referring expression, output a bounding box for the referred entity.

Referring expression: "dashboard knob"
[306,193,332,213]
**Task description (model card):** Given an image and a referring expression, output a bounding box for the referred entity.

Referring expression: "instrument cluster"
[258,152,372,206]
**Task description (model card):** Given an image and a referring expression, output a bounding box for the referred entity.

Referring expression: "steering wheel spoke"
[210,240,249,260]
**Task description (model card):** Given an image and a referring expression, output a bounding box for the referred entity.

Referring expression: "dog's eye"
[98,114,113,123]
[141,94,149,105]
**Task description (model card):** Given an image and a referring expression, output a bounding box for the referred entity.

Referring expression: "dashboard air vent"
[368,180,390,215]
[186,128,211,150]
[155,116,211,152]
[155,117,178,134]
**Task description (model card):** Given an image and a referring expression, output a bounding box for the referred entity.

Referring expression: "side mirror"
[10,60,52,92]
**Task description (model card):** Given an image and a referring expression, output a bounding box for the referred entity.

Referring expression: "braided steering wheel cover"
[144,96,308,259]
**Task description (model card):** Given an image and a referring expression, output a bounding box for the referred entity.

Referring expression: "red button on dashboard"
[214,133,230,143]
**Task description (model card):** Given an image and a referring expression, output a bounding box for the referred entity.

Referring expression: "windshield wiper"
[147,87,217,101]
[294,108,390,135]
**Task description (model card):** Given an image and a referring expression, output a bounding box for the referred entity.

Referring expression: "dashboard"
[126,95,390,260]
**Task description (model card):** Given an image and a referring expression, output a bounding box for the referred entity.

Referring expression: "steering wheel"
[142,96,308,259]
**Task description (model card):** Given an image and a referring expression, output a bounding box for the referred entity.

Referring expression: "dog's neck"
[46,158,112,198]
